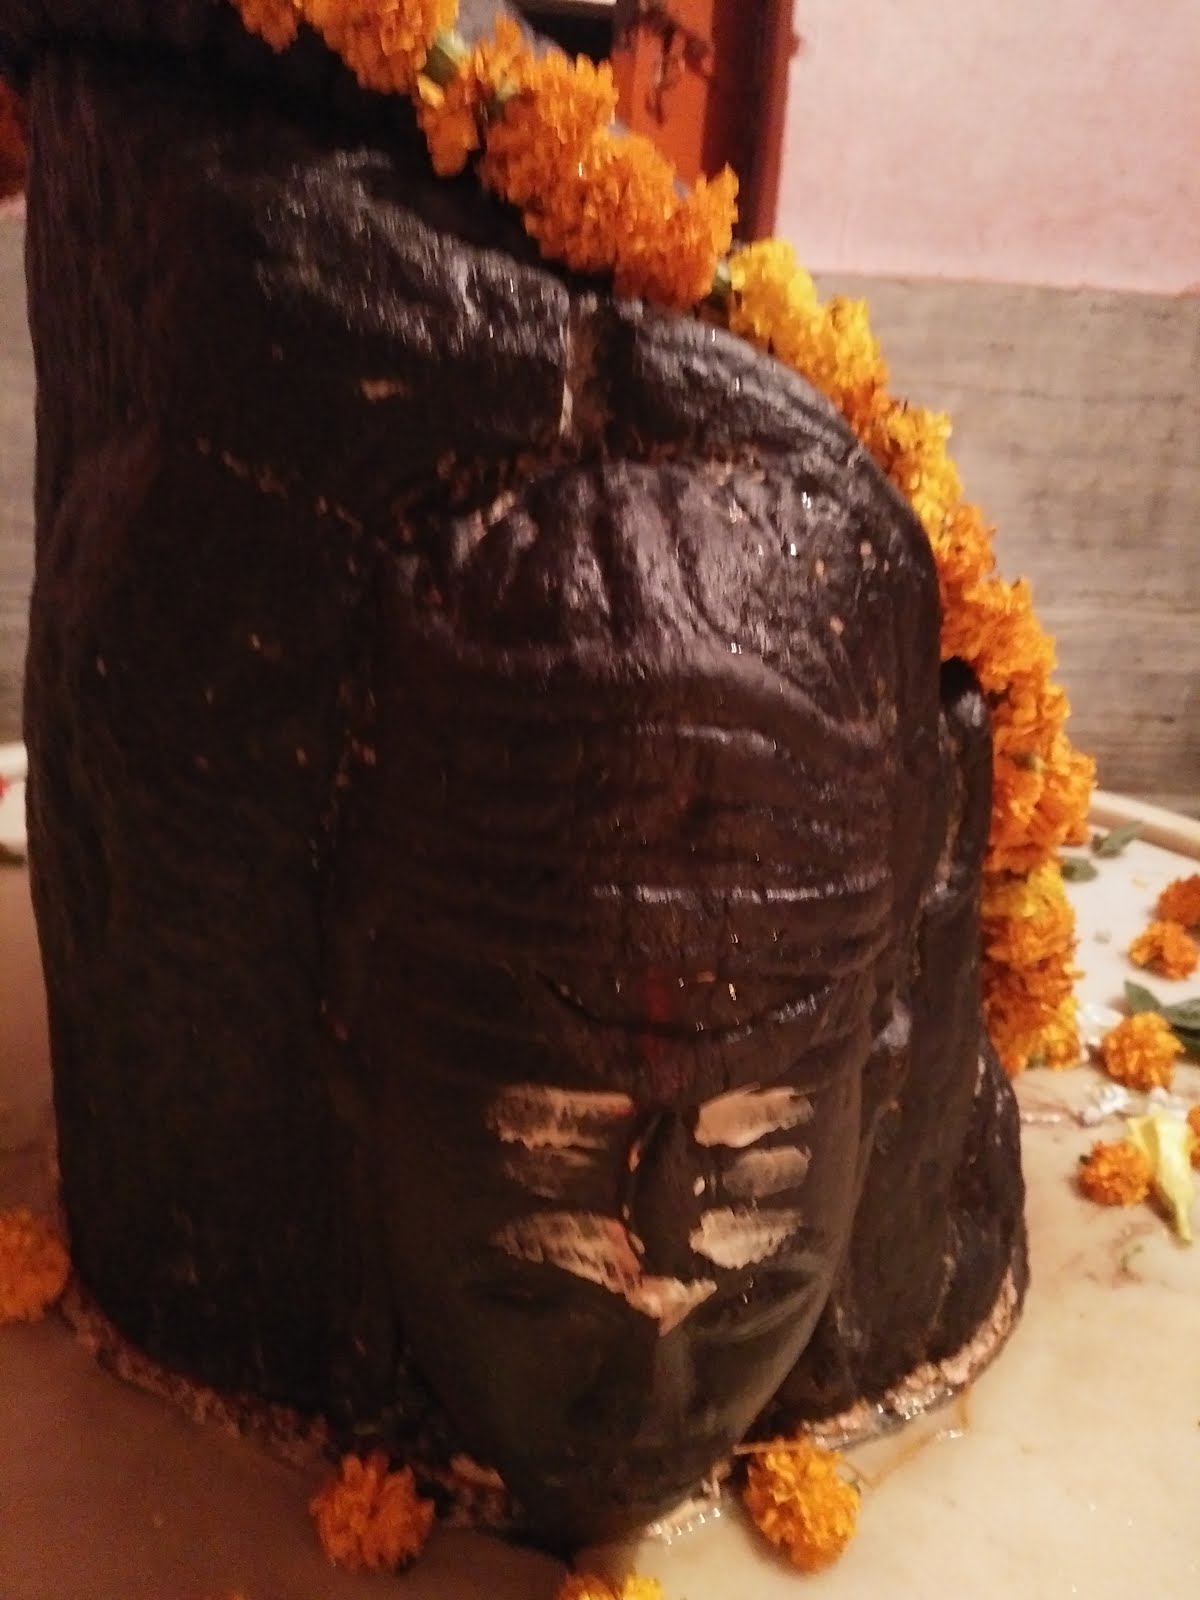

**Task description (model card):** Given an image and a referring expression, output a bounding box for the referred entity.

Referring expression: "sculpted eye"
[467,1272,575,1317]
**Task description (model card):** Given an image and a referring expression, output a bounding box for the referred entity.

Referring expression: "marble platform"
[2,778,1198,1599]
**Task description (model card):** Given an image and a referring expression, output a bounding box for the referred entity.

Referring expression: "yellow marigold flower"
[310,1451,434,1573]
[1038,993,1082,1068]
[1077,1140,1152,1206]
[235,0,301,52]
[979,861,1078,1073]
[1100,1011,1182,1092]
[0,1207,69,1323]
[1157,874,1200,930]
[728,239,821,346]
[556,1578,664,1600]
[743,1440,859,1574]
[982,861,1075,968]
[1188,1106,1200,1169]
[730,246,887,413]
[1128,920,1199,981]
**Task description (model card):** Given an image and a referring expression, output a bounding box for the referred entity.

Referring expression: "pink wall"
[769,0,1200,293]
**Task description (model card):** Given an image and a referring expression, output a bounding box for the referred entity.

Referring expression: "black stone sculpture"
[10,0,1026,1545]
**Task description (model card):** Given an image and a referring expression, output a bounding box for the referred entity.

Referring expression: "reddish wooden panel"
[612,0,771,211]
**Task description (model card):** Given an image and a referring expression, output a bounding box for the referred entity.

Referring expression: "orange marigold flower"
[235,0,301,52]
[1099,1012,1182,1092]
[480,44,619,211]
[1128,920,1199,981]
[415,16,534,177]
[416,73,482,176]
[310,1451,434,1573]
[1077,1140,1152,1206]
[312,0,456,93]
[556,1578,664,1600]
[613,155,737,308]
[1189,1106,1200,1169]
[477,39,735,309]
[1156,875,1200,931]
[983,966,1077,1075]
[743,1440,859,1573]
[0,1207,70,1323]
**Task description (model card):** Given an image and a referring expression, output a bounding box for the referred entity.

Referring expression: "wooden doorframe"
[611,0,797,240]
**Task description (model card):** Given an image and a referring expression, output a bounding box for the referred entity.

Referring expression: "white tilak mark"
[499,1147,594,1201]
[723,1146,811,1200]
[493,1212,716,1336]
[689,1207,807,1270]
[488,1085,635,1152]
[693,1087,814,1150]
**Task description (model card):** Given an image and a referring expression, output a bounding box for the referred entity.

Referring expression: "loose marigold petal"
[0,1207,70,1323]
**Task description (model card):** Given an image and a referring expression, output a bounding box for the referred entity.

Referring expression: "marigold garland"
[228,0,1096,1072]
[1189,1106,1200,1170]
[742,1439,860,1572]
[309,1451,434,1572]
[0,1207,70,1323]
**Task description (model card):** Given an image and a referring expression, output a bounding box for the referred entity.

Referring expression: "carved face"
[370,1040,871,1540]
[328,452,943,1540]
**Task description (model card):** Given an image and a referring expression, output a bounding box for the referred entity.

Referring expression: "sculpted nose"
[623,1110,705,1280]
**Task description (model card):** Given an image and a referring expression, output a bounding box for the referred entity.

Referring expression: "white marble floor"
[1,806,1198,1599]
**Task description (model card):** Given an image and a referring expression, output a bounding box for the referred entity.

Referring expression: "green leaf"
[1059,855,1100,882]
[1123,981,1200,1058]
[1092,820,1144,857]
[1161,998,1200,1030]
[1125,980,1164,1016]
